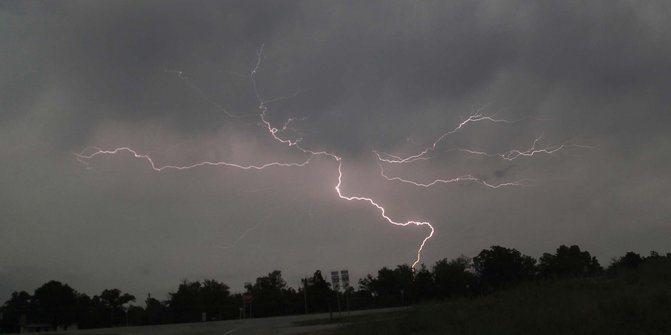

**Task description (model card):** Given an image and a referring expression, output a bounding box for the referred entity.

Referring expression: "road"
[58,307,406,335]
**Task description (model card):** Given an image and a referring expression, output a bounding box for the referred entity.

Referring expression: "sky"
[2,1,671,303]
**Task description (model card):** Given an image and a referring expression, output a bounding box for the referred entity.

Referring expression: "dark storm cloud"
[1,1,671,301]
[4,1,670,151]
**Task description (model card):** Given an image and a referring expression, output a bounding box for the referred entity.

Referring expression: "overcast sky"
[2,1,670,302]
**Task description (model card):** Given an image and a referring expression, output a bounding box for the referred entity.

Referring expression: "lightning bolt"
[456,135,567,161]
[76,45,580,269]
[75,146,311,171]
[378,163,533,189]
[248,46,434,268]
[374,117,586,191]
[373,110,517,164]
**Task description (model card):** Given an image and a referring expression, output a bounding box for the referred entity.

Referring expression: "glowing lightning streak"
[76,45,577,270]
[456,135,565,161]
[213,226,259,250]
[375,118,586,191]
[249,47,585,267]
[75,146,311,171]
[77,45,436,268]
[249,46,434,268]
[378,164,533,189]
[374,110,516,164]
[458,142,594,160]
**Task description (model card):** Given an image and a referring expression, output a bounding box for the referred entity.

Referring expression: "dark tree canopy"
[611,251,645,269]
[168,279,233,322]
[0,291,32,333]
[246,270,294,317]
[412,264,436,301]
[31,281,78,329]
[303,270,332,313]
[538,245,603,278]
[100,288,135,309]
[99,288,136,326]
[144,294,170,325]
[433,256,478,298]
[474,246,537,288]
[2,245,667,333]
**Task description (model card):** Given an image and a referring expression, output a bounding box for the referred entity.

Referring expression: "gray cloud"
[1,0,670,301]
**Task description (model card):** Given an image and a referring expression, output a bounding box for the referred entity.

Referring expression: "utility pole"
[335,290,341,314]
[302,278,309,314]
[345,289,350,315]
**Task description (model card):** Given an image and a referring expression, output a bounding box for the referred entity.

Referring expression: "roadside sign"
[330,271,340,291]
[340,270,349,289]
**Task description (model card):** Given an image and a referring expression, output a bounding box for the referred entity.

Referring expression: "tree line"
[1,245,667,332]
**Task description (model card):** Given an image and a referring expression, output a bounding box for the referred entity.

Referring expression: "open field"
[321,267,671,335]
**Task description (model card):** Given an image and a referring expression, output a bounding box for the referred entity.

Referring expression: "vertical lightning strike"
[331,157,435,268]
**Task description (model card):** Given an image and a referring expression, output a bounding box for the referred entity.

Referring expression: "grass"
[294,317,347,327]
[293,311,406,328]
[316,260,671,335]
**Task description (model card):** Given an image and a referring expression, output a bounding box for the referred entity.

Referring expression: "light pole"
[302,278,309,314]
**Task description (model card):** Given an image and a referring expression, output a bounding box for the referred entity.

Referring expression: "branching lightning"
[373,111,516,164]
[75,146,311,171]
[378,163,533,189]
[76,45,577,269]
[456,135,565,161]
[374,120,585,192]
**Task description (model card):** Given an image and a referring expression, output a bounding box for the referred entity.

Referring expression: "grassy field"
[311,259,671,335]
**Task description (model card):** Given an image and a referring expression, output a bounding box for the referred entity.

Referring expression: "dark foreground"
[320,265,671,335]
[48,307,405,335]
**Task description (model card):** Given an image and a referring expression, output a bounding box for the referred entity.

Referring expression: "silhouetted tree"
[304,270,332,313]
[31,281,78,330]
[100,289,135,326]
[169,280,204,322]
[610,251,644,270]
[358,265,415,306]
[8,247,671,330]
[126,305,145,325]
[371,267,398,306]
[394,265,414,305]
[474,246,536,288]
[538,245,603,278]
[200,279,233,320]
[144,294,170,324]
[246,270,295,317]
[433,256,478,298]
[74,293,104,329]
[0,291,31,333]
[167,279,236,322]
[412,264,436,301]
[358,274,375,294]
[647,251,661,260]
